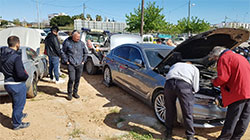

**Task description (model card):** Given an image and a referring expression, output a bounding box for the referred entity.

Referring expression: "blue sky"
[0,0,249,24]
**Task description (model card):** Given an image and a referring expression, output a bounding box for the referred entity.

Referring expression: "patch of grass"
[60,74,67,79]
[128,131,155,140]
[111,131,157,140]
[69,128,84,138]
[110,107,120,114]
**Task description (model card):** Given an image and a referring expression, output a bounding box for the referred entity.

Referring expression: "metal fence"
[74,19,127,33]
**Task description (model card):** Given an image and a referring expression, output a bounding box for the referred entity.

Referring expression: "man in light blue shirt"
[164,62,199,140]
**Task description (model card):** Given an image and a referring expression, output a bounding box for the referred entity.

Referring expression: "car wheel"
[153,90,166,123]
[103,66,112,86]
[86,58,98,75]
[27,74,38,98]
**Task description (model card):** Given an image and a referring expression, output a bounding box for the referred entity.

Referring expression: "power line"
[30,0,82,8]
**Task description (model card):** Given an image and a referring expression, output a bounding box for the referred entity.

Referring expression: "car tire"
[153,90,166,124]
[86,58,98,75]
[103,66,112,86]
[27,74,38,98]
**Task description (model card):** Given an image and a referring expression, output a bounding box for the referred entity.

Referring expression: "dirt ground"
[0,68,250,140]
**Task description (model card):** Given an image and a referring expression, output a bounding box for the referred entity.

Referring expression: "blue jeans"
[4,83,27,128]
[49,56,60,81]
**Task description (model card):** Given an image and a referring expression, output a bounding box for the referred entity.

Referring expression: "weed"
[69,128,84,138]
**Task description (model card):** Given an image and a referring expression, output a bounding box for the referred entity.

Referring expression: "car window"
[59,32,68,36]
[114,46,130,60]
[128,48,142,63]
[26,48,38,60]
[145,49,172,67]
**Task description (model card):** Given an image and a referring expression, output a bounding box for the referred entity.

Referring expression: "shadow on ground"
[82,72,221,140]
[0,112,12,129]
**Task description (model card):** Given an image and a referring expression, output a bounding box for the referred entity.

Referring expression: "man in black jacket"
[45,26,63,84]
[62,30,87,100]
[0,36,30,130]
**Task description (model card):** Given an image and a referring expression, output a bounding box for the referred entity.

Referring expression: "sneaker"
[187,136,198,140]
[66,94,72,101]
[21,113,28,120]
[73,93,80,99]
[50,78,56,83]
[55,79,65,84]
[13,122,30,130]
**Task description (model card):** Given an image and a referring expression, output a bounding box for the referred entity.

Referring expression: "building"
[213,22,250,30]
[74,19,127,33]
[48,13,68,21]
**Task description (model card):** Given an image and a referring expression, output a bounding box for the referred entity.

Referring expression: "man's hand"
[67,62,69,65]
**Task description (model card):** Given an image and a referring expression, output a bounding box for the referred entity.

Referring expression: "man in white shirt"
[164,62,199,140]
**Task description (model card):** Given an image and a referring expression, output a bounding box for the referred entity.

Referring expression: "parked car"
[81,30,142,75]
[173,37,186,46]
[102,28,250,128]
[58,31,69,43]
[0,27,48,98]
[35,29,47,43]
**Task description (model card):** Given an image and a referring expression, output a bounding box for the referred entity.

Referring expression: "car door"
[111,46,131,87]
[122,47,153,98]
[26,48,44,77]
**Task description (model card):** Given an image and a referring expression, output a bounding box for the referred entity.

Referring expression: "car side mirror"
[134,59,144,67]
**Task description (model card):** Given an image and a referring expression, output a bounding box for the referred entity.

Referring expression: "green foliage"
[126,2,166,33]
[0,20,8,26]
[176,16,210,34]
[72,14,85,20]
[50,15,73,26]
[13,18,21,25]
[96,15,103,21]
[86,14,93,21]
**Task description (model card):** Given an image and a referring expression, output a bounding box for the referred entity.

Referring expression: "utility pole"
[36,0,40,29]
[140,0,144,36]
[188,0,191,37]
[83,3,86,20]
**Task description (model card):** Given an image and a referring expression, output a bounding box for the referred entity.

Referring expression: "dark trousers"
[164,79,195,137]
[217,99,250,140]
[4,83,27,128]
[67,64,83,95]
[49,56,60,81]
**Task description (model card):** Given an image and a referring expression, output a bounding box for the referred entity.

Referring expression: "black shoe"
[67,94,72,101]
[72,93,80,99]
[21,113,28,120]
[13,122,30,130]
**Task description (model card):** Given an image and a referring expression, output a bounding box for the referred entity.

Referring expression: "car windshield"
[86,33,105,43]
[145,49,172,67]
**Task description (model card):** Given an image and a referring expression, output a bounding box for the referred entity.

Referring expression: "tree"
[86,14,92,21]
[96,15,102,21]
[125,2,166,33]
[50,15,73,26]
[72,14,85,20]
[0,20,8,26]
[176,16,210,34]
[13,18,21,26]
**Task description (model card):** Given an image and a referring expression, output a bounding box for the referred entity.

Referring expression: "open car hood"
[154,28,250,72]
[0,27,41,53]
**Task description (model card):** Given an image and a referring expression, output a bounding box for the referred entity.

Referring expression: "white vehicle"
[35,29,47,43]
[58,31,69,43]
[80,28,142,75]
[174,37,186,46]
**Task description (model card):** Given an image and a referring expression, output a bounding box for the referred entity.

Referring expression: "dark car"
[102,28,250,128]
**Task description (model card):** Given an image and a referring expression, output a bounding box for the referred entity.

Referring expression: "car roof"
[125,43,174,50]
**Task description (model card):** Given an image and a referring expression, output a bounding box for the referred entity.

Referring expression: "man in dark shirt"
[0,36,30,130]
[44,26,63,84]
[61,30,87,100]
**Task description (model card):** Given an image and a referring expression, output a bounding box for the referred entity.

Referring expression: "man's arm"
[61,40,69,64]
[14,56,29,81]
[52,37,61,57]
[212,57,231,87]
[193,66,200,93]
[82,42,88,63]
